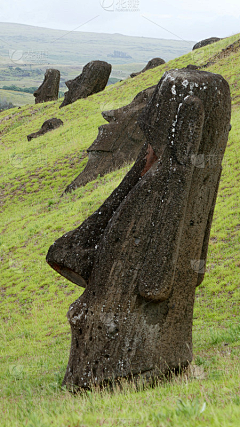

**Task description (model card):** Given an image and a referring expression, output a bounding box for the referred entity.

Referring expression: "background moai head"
[27,118,63,141]
[47,69,231,390]
[192,37,221,50]
[130,57,165,77]
[34,69,60,104]
[59,60,112,108]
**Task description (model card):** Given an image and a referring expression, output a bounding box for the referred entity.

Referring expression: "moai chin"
[34,69,60,104]
[46,69,231,389]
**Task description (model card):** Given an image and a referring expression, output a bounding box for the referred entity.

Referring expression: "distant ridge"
[0,22,195,65]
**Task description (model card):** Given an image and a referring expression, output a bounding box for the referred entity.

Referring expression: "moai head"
[27,118,63,141]
[131,57,165,77]
[47,69,231,389]
[34,69,60,104]
[59,60,112,108]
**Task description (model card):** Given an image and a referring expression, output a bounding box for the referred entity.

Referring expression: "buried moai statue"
[27,118,63,141]
[64,85,156,193]
[130,58,165,78]
[46,69,231,389]
[59,60,112,108]
[34,69,60,104]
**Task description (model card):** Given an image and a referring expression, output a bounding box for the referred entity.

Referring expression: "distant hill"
[0,22,195,106]
[0,22,195,66]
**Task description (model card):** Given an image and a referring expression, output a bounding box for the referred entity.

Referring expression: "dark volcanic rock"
[46,69,231,390]
[64,85,156,193]
[60,61,112,108]
[192,37,221,50]
[186,64,199,70]
[130,58,165,78]
[34,69,60,104]
[27,118,63,141]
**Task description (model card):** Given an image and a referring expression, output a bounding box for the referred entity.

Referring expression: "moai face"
[64,85,156,193]
[34,69,60,104]
[59,60,112,108]
[47,69,231,389]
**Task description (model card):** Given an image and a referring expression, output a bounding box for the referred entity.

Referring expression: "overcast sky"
[1,0,240,41]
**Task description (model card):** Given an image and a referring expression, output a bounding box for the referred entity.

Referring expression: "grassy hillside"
[0,88,34,107]
[0,34,240,426]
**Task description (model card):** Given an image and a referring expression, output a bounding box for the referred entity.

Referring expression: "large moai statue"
[46,69,231,389]
[34,69,60,104]
[59,60,112,108]
[64,86,156,193]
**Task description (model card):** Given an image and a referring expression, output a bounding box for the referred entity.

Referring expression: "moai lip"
[34,69,60,104]
[46,69,231,390]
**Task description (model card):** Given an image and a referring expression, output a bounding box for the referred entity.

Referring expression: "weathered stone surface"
[27,118,63,141]
[130,58,165,78]
[192,37,221,50]
[185,64,199,70]
[34,69,60,104]
[46,69,231,390]
[60,61,112,108]
[64,86,156,193]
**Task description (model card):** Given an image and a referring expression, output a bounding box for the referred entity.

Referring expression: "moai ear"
[138,95,205,301]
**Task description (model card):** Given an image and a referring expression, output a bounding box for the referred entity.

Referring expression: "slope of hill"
[0,33,239,426]
[0,88,34,107]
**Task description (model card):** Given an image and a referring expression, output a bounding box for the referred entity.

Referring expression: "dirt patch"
[201,38,240,68]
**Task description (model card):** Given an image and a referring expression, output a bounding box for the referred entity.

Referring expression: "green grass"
[0,88,34,106]
[0,33,240,426]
